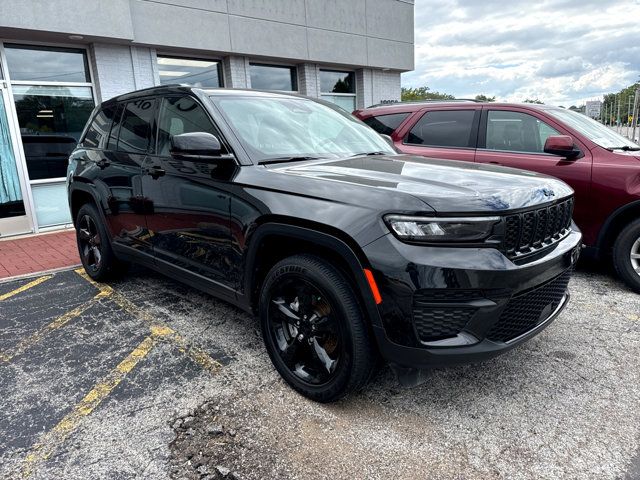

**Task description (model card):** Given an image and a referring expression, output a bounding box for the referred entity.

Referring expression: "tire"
[259,254,376,403]
[612,219,640,293]
[75,203,127,281]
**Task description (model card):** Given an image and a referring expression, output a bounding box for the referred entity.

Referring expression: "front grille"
[487,269,571,343]
[502,198,573,257]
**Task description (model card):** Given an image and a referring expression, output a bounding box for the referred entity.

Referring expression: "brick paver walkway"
[0,230,79,279]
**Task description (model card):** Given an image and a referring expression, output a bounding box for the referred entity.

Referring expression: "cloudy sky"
[402,0,640,106]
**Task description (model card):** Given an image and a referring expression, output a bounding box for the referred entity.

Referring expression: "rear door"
[141,94,236,296]
[92,99,155,255]
[395,107,481,163]
[475,107,592,230]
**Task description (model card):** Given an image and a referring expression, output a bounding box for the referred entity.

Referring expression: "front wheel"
[259,254,376,403]
[613,219,640,293]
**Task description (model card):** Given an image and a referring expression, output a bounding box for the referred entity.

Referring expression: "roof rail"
[367,99,480,108]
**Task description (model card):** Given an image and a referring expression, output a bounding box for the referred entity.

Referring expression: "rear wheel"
[259,254,375,403]
[612,219,640,293]
[76,203,127,281]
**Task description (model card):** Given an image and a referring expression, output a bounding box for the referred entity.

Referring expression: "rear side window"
[82,105,117,148]
[117,99,156,153]
[363,113,409,136]
[406,110,476,147]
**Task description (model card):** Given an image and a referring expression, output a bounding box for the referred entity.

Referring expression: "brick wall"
[90,44,158,102]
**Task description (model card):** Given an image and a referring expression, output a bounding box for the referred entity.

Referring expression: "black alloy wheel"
[78,213,103,274]
[260,254,375,402]
[268,277,344,386]
[75,203,126,281]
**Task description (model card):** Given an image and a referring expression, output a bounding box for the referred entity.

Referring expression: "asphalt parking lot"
[0,264,638,479]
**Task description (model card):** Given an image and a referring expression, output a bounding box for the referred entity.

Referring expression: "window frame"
[403,108,481,150]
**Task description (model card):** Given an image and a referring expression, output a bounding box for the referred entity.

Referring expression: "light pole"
[632,87,640,143]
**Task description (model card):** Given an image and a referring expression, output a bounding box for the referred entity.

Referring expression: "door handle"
[96,159,110,169]
[146,165,166,179]
[488,161,501,165]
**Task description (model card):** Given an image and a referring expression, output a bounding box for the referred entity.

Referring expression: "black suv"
[68,86,582,402]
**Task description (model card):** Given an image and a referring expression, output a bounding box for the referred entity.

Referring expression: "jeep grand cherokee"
[67,86,582,402]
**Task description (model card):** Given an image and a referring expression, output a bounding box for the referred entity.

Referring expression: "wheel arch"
[243,221,383,330]
[596,199,640,257]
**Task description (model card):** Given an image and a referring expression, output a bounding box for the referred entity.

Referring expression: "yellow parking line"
[20,332,160,479]
[75,269,223,373]
[0,275,52,301]
[0,284,113,363]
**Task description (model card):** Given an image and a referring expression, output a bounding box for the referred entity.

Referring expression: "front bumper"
[363,227,582,369]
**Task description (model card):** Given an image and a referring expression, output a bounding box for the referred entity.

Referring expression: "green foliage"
[602,82,639,123]
[401,86,455,101]
[523,98,544,104]
[474,94,495,102]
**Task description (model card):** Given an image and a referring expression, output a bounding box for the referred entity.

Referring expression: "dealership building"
[0,0,414,237]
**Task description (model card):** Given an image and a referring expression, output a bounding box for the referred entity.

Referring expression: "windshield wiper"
[608,146,640,151]
[349,151,388,157]
[258,156,324,165]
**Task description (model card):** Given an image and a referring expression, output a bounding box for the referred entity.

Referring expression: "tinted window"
[364,113,410,135]
[249,64,297,91]
[157,56,222,88]
[82,105,117,149]
[4,44,90,83]
[486,111,559,153]
[320,71,355,94]
[157,96,220,156]
[406,110,476,147]
[117,99,155,153]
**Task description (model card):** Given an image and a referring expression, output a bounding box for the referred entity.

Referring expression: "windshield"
[546,108,639,150]
[210,95,395,162]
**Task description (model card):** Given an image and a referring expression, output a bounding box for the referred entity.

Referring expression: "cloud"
[404,0,640,105]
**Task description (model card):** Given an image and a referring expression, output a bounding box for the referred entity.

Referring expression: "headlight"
[384,215,500,242]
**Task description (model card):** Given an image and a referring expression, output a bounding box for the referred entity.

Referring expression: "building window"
[157,56,222,88]
[320,70,356,112]
[249,64,297,91]
[4,44,90,83]
[13,85,94,180]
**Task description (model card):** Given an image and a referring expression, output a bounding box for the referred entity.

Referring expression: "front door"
[141,95,236,296]
[0,85,31,237]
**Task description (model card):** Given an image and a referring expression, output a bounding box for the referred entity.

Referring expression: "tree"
[474,94,495,102]
[401,86,455,102]
[601,81,639,125]
[523,98,544,104]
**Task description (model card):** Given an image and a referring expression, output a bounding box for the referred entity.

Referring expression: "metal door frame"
[0,83,35,237]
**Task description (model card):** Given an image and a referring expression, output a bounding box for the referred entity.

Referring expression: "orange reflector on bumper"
[363,269,382,305]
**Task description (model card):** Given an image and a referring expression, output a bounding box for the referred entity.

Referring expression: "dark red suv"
[354,101,640,292]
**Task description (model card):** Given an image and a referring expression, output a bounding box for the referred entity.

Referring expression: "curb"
[0,264,82,285]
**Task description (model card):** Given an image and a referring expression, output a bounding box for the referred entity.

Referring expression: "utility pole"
[616,94,621,132]
[632,86,640,143]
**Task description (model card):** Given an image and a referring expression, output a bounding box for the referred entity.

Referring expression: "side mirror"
[170,132,226,161]
[543,135,581,159]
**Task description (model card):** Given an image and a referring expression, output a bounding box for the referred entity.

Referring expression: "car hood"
[276,154,574,213]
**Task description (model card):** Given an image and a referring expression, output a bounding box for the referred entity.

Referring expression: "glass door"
[0,85,31,237]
